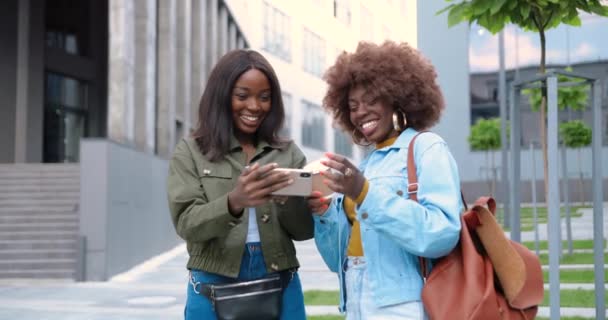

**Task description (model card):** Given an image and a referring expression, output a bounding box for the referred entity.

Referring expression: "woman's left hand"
[320,152,366,200]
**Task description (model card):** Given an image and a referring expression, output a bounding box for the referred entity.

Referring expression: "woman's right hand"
[307,191,332,216]
[227,162,293,216]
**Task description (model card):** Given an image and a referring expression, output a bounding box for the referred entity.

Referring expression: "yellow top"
[344,136,398,256]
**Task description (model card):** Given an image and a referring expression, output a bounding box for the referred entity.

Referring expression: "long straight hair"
[192,50,286,161]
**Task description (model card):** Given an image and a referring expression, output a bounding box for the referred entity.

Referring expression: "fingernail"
[288,179,294,184]
[272,163,278,168]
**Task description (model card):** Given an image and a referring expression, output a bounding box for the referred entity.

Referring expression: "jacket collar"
[228,134,279,153]
[381,128,420,150]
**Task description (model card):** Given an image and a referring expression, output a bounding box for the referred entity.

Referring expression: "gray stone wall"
[79,139,180,281]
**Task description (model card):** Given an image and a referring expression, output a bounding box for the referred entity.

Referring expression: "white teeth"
[241,115,259,121]
[361,120,378,129]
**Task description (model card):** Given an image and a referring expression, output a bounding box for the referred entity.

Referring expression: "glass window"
[280,92,292,138]
[334,129,353,157]
[46,31,80,55]
[263,2,291,62]
[302,28,326,77]
[333,0,351,25]
[301,100,326,150]
[44,72,88,163]
[360,5,373,41]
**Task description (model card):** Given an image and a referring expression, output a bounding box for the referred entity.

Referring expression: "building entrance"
[43,72,88,163]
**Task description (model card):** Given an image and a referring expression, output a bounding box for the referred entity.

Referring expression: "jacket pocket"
[196,162,234,201]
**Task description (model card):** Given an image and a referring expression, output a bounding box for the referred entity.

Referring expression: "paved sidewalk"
[0,204,605,319]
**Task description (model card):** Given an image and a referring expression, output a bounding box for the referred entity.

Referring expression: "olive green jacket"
[167,136,314,277]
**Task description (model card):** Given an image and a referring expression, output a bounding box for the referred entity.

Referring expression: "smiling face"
[348,85,398,144]
[231,68,272,141]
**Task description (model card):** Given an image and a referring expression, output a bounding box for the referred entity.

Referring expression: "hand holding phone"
[270,166,334,197]
[270,168,313,197]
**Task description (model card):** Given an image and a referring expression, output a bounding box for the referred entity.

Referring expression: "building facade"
[0,0,250,281]
[224,0,470,167]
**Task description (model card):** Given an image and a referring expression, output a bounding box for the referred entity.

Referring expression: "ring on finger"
[344,168,354,177]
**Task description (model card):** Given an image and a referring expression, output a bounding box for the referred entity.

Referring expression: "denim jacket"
[313,128,463,311]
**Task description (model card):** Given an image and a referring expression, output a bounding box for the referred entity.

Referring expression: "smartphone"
[270,168,313,197]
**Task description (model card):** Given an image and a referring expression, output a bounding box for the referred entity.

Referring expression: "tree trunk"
[486,151,492,193]
[491,150,496,196]
[539,28,549,204]
[578,148,585,205]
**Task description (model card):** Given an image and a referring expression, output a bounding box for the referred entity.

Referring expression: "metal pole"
[530,142,539,255]
[561,146,573,255]
[546,76,561,320]
[591,80,605,320]
[509,85,521,242]
[499,30,510,228]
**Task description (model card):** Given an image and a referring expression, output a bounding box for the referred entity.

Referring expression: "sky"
[469,12,608,73]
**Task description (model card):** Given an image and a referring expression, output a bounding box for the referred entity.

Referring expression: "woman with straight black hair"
[167,49,313,320]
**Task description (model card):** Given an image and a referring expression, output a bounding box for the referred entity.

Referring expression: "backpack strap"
[406,132,428,278]
[407,131,466,279]
[406,132,423,202]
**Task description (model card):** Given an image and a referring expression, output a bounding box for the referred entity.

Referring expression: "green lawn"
[543,269,608,283]
[304,290,340,306]
[541,289,608,308]
[523,239,602,251]
[538,252,608,265]
[305,288,608,309]
[498,206,586,231]
[499,206,587,220]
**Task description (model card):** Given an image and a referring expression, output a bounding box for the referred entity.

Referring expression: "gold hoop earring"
[392,111,403,132]
[352,128,372,146]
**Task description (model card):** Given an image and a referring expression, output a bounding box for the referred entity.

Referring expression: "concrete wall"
[416,0,471,182]
[0,0,18,163]
[79,139,180,281]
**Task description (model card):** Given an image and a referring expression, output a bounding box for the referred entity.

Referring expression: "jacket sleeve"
[357,140,462,258]
[167,140,242,242]
[313,196,350,273]
[277,143,315,241]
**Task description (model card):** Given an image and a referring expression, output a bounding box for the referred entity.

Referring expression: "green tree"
[440,0,608,206]
[560,120,592,204]
[469,118,502,196]
[523,68,589,114]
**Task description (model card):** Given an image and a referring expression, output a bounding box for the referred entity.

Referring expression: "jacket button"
[396,190,403,196]
[361,213,368,219]
[261,214,270,223]
[228,221,238,227]
[270,263,279,271]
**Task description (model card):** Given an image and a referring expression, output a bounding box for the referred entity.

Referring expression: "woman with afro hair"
[307,41,463,319]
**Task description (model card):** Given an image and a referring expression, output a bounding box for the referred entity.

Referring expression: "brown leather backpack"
[407,133,544,320]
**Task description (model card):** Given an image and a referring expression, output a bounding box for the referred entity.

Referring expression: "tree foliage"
[469,118,502,151]
[440,0,608,35]
[523,68,589,112]
[560,120,592,148]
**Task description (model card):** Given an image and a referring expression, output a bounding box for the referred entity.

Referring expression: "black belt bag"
[190,270,294,320]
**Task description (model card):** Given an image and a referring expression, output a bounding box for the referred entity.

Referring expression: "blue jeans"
[345,256,426,320]
[185,242,306,320]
